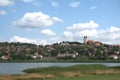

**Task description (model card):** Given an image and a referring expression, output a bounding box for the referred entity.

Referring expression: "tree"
[11,53,26,60]
[50,50,58,57]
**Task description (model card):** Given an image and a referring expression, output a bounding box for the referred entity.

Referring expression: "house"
[87,40,94,43]
[94,41,101,46]
[57,53,76,60]
[109,55,118,60]
[30,52,43,59]
[1,55,9,60]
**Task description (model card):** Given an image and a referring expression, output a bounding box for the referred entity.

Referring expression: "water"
[0,62,120,75]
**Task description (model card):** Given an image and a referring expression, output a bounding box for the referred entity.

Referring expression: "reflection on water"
[0,62,120,75]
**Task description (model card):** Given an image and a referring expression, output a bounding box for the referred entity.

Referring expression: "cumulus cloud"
[89,6,97,10]
[38,40,47,45]
[75,29,98,37]
[10,36,37,44]
[0,10,6,15]
[41,29,56,36]
[109,26,120,33]
[0,0,14,6]
[67,20,99,30]
[69,1,80,8]
[64,20,120,44]
[10,19,120,45]
[62,31,74,41]
[63,31,73,38]
[51,1,59,8]
[97,26,120,43]
[13,12,62,29]
[10,36,48,45]
[63,20,99,42]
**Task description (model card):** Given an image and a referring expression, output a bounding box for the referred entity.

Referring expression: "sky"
[0,0,120,45]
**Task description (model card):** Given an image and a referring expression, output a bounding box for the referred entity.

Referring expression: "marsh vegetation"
[0,64,120,80]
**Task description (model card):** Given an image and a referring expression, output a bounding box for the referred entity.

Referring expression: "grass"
[49,74,120,80]
[23,64,110,74]
[0,64,120,80]
[0,74,54,80]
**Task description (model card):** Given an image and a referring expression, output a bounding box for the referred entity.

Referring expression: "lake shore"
[0,59,120,63]
[0,62,120,75]
[0,64,120,80]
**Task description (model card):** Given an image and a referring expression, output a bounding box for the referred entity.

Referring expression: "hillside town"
[0,36,120,61]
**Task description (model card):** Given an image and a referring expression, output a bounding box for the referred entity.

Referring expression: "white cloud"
[38,40,47,45]
[51,1,59,8]
[69,1,80,8]
[63,31,73,38]
[67,20,99,30]
[89,6,97,10]
[0,10,6,15]
[97,26,120,41]
[10,36,48,45]
[75,29,98,37]
[52,17,63,22]
[62,31,74,41]
[10,36,37,44]
[0,0,14,6]
[23,0,34,3]
[41,29,56,36]
[10,19,120,45]
[65,20,120,44]
[109,26,120,33]
[13,12,62,29]
[9,25,120,45]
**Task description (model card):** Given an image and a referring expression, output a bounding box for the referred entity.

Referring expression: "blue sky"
[0,0,120,45]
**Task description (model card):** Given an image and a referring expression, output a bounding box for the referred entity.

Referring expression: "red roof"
[87,40,94,43]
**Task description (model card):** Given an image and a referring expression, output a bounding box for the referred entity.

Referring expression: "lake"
[0,62,120,75]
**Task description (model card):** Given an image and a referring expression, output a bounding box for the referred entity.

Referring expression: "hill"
[0,41,120,61]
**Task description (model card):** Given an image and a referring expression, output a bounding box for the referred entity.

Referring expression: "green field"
[0,64,120,80]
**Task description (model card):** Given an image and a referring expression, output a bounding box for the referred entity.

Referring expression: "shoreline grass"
[0,64,120,80]
[23,64,110,74]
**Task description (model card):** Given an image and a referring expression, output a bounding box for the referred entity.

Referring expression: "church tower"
[83,36,87,45]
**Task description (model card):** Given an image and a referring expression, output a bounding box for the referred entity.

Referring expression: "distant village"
[0,36,120,61]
